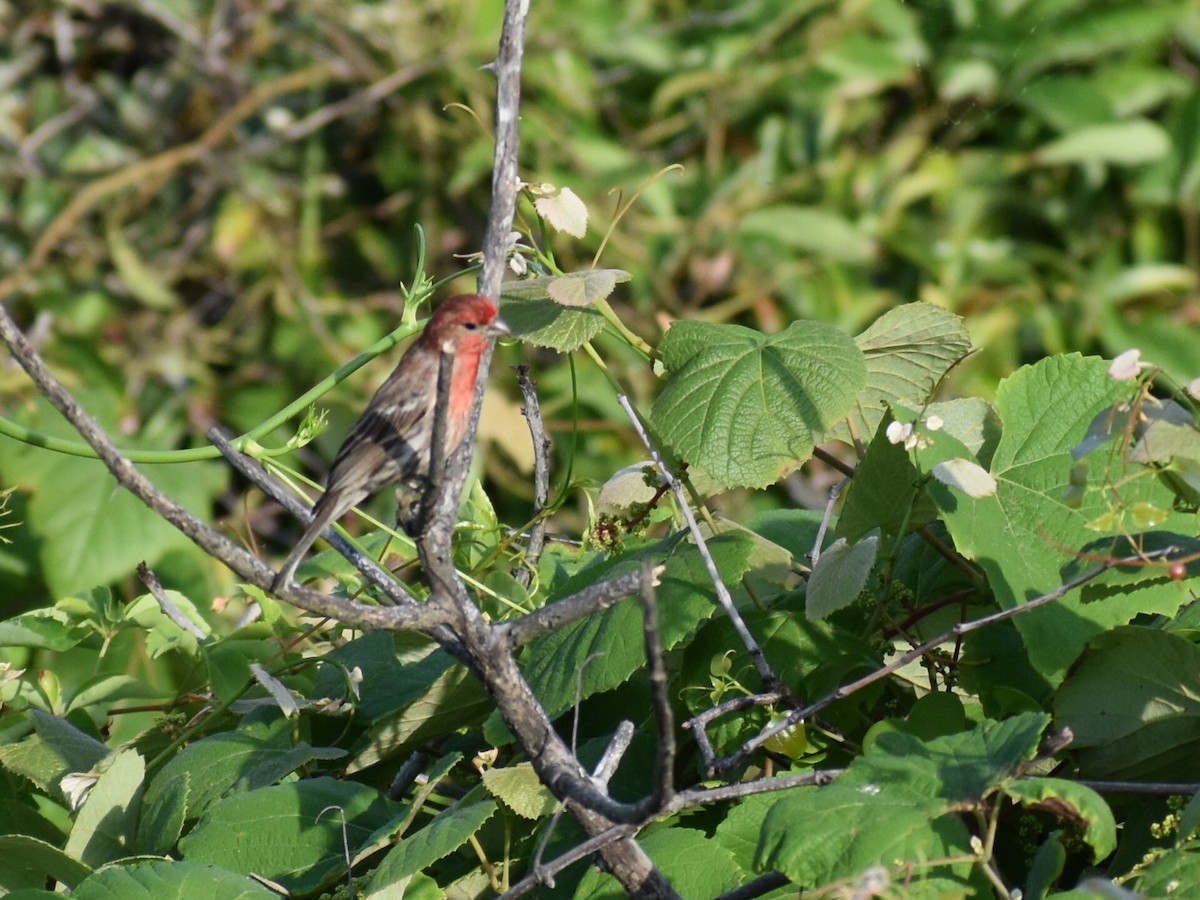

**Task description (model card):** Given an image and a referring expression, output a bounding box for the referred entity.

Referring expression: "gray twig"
[811,476,848,566]
[416,348,456,537]
[136,562,208,640]
[641,562,676,810]
[0,306,453,635]
[499,567,654,648]
[615,393,786,697]
[515,364,550,588]
[207,428,420,609]
[685,691,785,774]
[499,824,639,900]
[714,547,1181,775]
[529,720,637,891]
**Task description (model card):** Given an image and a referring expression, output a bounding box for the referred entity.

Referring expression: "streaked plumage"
[272,294,508,592]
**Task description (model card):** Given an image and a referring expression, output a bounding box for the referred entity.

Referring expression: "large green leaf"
[0,711,109,795]
[70,859,276,900]
[651,320,865,489]
[179,777,401,894]
[65,748,144,868]
[523,532,757,717]
[918,355,1194,678]
[367,799,498,894]
[576,827,745,900]
[1002,778,1116,862]
[757,715,1049,889]
[0,417,226,597]
[827,303,972,446]
[348,663,491,774]
[1053,627,1200,782]
[0,835,92,894]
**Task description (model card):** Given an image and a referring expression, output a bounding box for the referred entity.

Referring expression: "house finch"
[272,293,509,592]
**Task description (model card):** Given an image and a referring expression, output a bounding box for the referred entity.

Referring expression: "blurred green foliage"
[1,2,1199,895]
[2,0,1198,606]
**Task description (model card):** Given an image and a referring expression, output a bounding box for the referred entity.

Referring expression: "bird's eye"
[463,321,479,330]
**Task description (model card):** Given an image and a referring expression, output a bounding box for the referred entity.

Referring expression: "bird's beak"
[490,316,512,338]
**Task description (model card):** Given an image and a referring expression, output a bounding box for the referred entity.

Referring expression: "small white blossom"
[886,421,913,445]
[1108,349,1146,381]
[924,415,944,431]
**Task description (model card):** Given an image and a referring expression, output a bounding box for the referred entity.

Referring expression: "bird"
[272,293,509,593]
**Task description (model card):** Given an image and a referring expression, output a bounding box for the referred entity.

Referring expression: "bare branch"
[641,562,675,810]
[1076,780,1200,795]
[208,428,421,609]
[615,393,787,698]
[0,314,447,635]
[685,691,785,775]
[136,563,208,641]
[515,364,551,588]
[715,547,1181,775]
[500,567,656,647]
[593,720,637,787]
[811,476,848,566]
[500,824,640,900]
[529,720,638,889]
[664,770,839,811]
[714,874,791,900]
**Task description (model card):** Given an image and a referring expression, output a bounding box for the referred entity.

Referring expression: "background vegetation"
[1,1,1198,897]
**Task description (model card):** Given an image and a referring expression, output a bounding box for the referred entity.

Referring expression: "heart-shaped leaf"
[651,320,866,489]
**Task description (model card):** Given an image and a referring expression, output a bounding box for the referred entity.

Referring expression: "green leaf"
[0,711,109,794]
[0,608,92,652]
[348,663,491,774]
[481,763,557,818]
[137,769,188,856]
[70,859,276,899]
[1053,626,1200,781]
[1129,843,1200,898]
[523,532,757,717]
[1182,789,1200,839]
[758,715,1048,888]
[0,433,226,597]
[838,413,938,542]
[827,303,973,446]
[65,749,145,868]
[576,827,745,899]
[139,718,302,828]
[179,777,400,894]
[547,269,631,306]
[1034,119,1171,167]
[651,320,866,489]
[314,631,445,723]
[921,355,1190,677]
[0,835,92,894]
[367,800,498,894]
[107,223,180,309]
[738,205,875,262]
[758,781,966,889]
[498,294,606,351]
[806,534,878,621]
[1002,778,1116,862]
